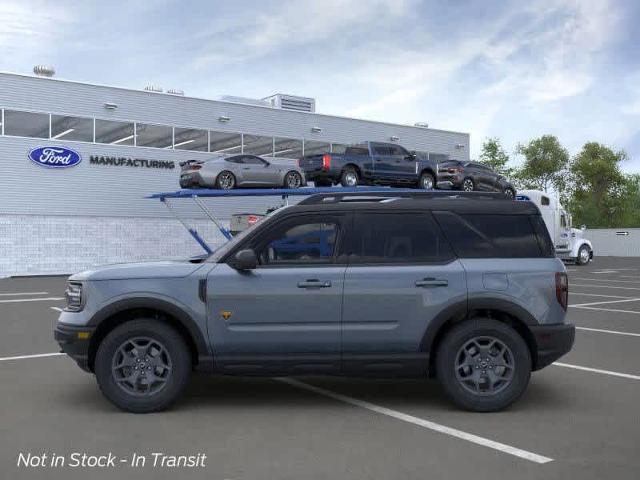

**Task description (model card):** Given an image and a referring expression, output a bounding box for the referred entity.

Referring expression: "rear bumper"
[531,323,575,370]
[54,323,95,372]
[304,169,338,181]
[179,172,205,188]
[436,174,463,188]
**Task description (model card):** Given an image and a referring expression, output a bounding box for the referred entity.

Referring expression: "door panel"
[341,262,467,375]
[207,264,345,372]
[340,211,467,375]
[207,213,347,374]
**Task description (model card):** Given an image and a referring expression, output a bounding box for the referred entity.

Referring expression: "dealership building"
[0,70,470,276]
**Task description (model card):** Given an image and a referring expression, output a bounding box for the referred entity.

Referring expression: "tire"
[340,167,359,187]
[462,178,475,192]
[419,172,435,190]
[503,187,515,199]
[314,179,332,188]
[283,171,303,189]
[436,318,531,412]
[95,319,192,413]
[576,244,591,265]
[215,171,236,190]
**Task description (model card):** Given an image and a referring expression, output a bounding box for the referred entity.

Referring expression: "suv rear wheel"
[436,319,531,412]
[95,319,192,413]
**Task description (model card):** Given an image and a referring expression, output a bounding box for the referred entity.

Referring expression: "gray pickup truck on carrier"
[299,141,439,189]
[55,190,574,413]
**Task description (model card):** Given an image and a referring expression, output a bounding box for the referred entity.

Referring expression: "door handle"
[297,279,332,289]
[415,278,448,288]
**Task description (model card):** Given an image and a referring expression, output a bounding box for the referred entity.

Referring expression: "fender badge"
[221,311,232,320]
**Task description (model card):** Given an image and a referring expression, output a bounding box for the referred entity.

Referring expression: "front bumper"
[54,323,96,372]
[530,323,575,370]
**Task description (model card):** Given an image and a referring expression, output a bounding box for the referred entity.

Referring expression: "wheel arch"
[86,298,211,372]
[422,298,539,376]
[342,163,362,176]
[419,167,436,178]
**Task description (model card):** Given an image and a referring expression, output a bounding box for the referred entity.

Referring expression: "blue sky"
[2,0,639,171]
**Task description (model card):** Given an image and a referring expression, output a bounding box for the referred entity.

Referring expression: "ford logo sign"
[28,146,82,168]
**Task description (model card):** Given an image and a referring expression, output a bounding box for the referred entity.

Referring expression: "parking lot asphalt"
[1,259,639,479]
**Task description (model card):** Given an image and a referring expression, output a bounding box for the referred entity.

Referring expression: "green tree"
[478,137,512,175]
[515,135,569,193]
[568,143,640,227]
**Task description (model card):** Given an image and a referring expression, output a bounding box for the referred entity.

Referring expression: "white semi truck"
[517,190,593,265]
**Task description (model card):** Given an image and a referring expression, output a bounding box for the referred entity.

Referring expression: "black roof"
[290,191,539,215]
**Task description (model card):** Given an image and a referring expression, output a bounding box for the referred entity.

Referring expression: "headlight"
[64,282,84,312]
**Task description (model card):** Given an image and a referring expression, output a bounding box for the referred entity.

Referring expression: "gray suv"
[54,191,575,413]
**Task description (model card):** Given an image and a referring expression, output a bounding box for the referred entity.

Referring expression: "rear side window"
[348,212,454,264]
[345,146,369,156]
[530,215,554,257]
[433,212,543,258]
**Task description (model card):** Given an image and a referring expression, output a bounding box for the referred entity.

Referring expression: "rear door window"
[347,212,454,264]
[433,212,543,258]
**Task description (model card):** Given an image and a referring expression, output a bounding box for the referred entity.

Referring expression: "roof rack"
[297,190,509,205]
[147,186,511,255]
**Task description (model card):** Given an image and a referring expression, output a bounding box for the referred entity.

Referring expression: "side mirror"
[232,249,258,270]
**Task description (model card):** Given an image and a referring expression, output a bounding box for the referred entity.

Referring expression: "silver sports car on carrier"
[179,154,307,189]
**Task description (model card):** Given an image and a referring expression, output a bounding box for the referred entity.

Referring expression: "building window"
[51,115,94,142]
[95,119,135,145]
[273,137,303,159]
[136,123,173,149]
[173,127,208,151]
[303,140,330,156]
[3,110,49,139]
[243,134,274,156]
[331,143,348,154]
[209,131,242,154]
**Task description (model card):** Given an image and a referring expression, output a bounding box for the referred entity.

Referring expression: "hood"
[69,260,205,281]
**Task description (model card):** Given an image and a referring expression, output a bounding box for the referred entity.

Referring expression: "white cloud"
[192,0,417,69]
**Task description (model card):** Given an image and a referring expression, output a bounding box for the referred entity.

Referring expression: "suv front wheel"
[436,319,531,412]
[95,319,192,413]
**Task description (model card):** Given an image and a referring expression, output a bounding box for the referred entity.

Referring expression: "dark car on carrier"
[438,160,516,198]
[298,141,439,189]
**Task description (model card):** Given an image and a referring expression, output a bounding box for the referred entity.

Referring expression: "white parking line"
[0,352,64,362]
[576,326,640,338]
[571,284,640,291]
[0,297,64,304]
[570,297,640,307]
[50,307,63,312]
[554,362,640,381]
[0,291,49,297]
[276,377,553,464]
[571,306,640,315]
[572,277,640,285]
[569,292,631,299]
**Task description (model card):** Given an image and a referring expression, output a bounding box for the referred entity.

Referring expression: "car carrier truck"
[517,190,593,265]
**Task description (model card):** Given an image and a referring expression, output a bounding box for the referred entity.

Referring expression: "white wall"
[0,215,228,276]
[584,228,640,257]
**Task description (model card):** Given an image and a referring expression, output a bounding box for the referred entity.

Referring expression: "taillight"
[322,154,331,170]
[555,272,568,310]
[247,215,259,226]
[297,158,301,167]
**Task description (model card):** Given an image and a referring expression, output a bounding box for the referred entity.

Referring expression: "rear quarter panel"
[460,257,568,326]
